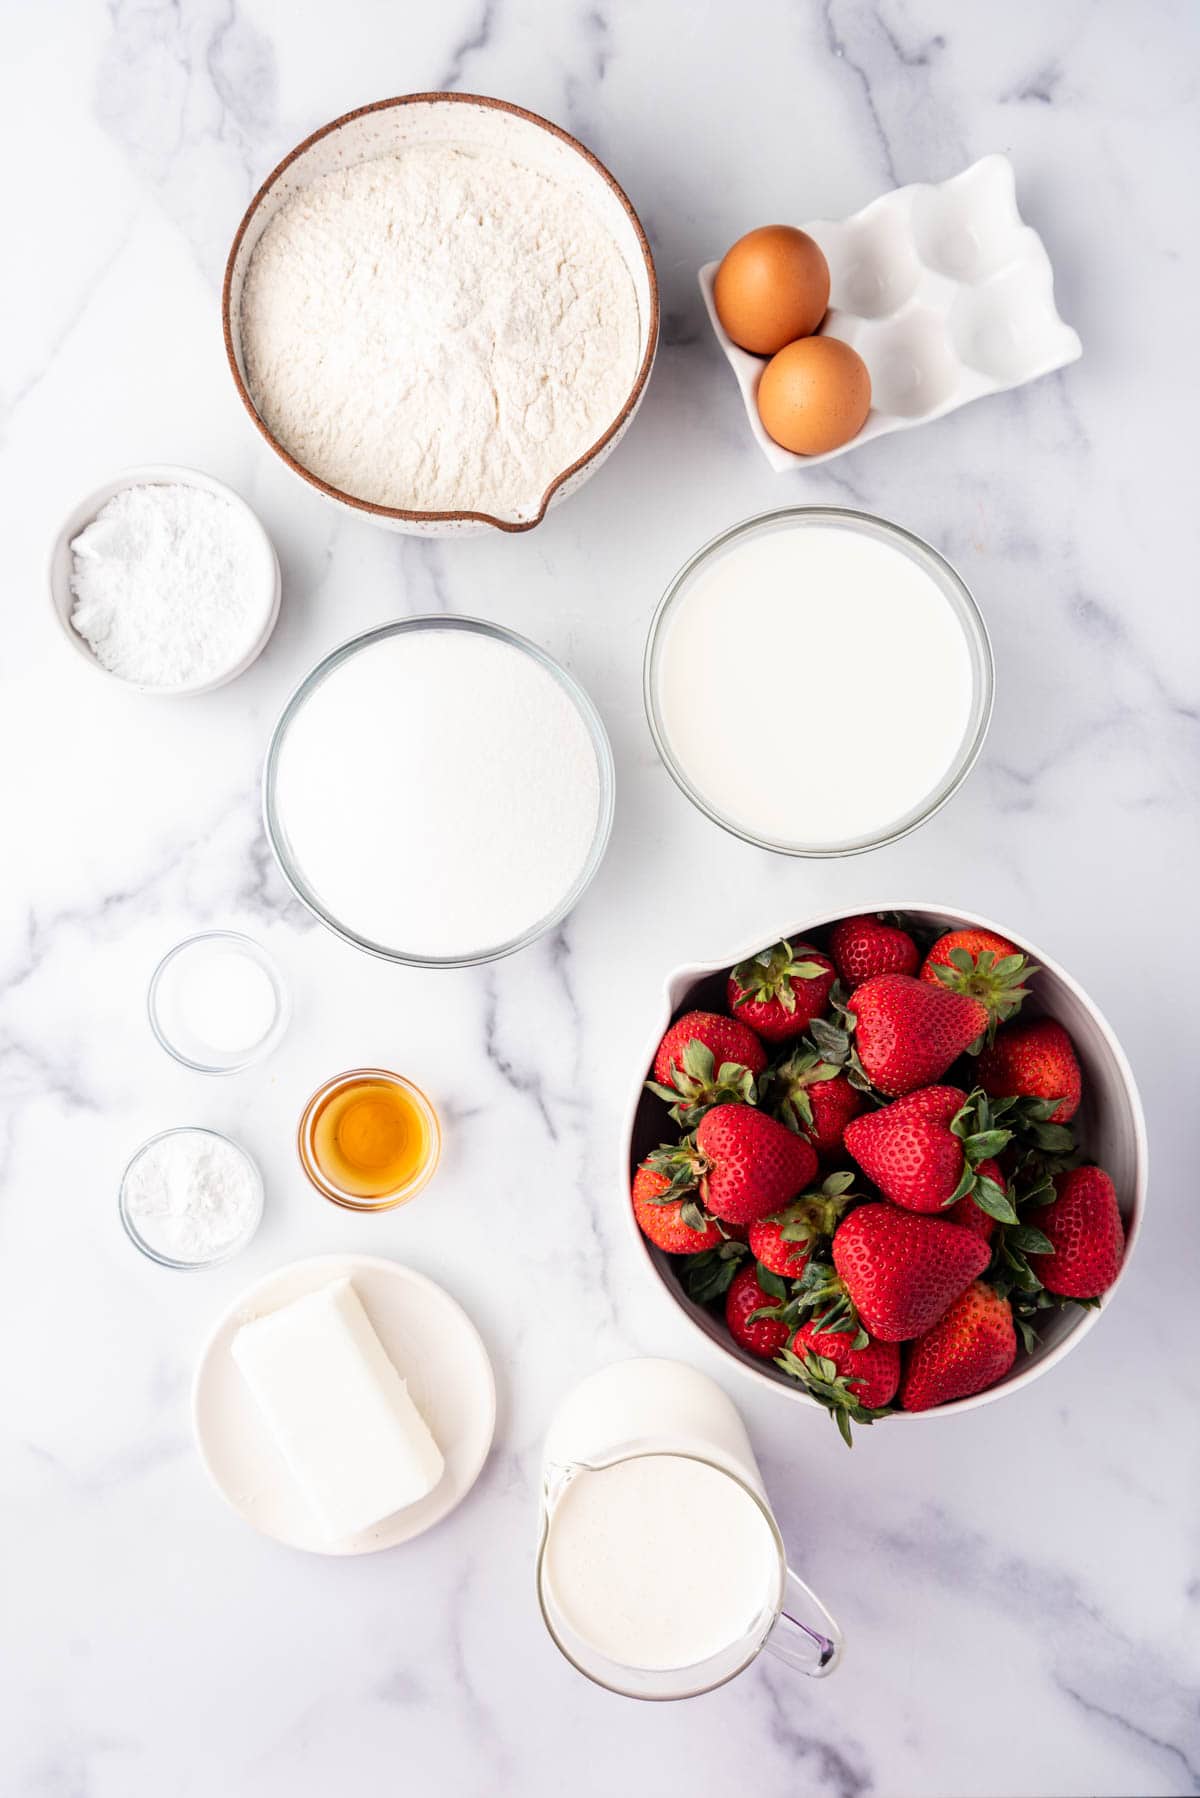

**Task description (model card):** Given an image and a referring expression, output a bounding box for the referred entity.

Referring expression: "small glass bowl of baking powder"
[148,931,290,1074]
[119,1127,264,1270]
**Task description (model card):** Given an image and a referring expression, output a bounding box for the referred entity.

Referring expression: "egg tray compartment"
[699,154,1082,472]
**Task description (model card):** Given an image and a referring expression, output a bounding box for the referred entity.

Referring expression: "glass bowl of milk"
[644,507,993,855]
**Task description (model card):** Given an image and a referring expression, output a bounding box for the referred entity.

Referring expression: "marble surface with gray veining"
[3,3,1199,1794]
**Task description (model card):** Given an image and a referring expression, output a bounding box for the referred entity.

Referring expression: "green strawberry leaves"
[683,1240,748,1302]
[643,1134,707,1204]
[748,1256,853,1335]
[753,1264,791,1303]
[770,1171,859,1247]
[679,1197,712,1233]
[645,1038,761,1128]
[1006,1282,1097,1356]
[927,946,1038,1041]
[731,939,827,1012]
[780,1258,859,1338]
[986,1170,1059,1306]
[965,1173,1016,1223]
[760,1044,841,1135]
[775,1347,893,1447]
[809,999,876,1097]
[1006,1223,1055,1256]
[1004,1095,1078,1160]
[945,1090,1018,1223]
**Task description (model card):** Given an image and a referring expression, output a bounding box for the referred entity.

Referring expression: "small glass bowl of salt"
[119,1126,264,1270]
[148,931,289,1074]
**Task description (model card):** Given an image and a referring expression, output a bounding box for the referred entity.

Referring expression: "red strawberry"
[748,1173,855,1278]
[848,975,987,1097]
[749,1212,814,1280]
[920,928,1035,1031]
[696,1104,819,1224]
[977,1018,1082,1124]
[727,939,835,1042]
[921,927,1017,980]
[843,1088,1013,1221]
[725,1264,790,1360]
[828,914,919,986]
[778,1320,901,1444]
[1026,1166,1125,1298]
[766,1045,863,1155]
[945,1159,1004,1240]
[652,1010,767,1088]
[844,1086,967,1213]
[647,1011,767,1125]
[790,1321,900,1409]
[900,1281,1017,1411]
[832,1203,990,1341]
[631,1161,723,1255]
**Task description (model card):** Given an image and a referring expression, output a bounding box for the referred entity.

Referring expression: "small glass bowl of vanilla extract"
[297,1069,441,1211]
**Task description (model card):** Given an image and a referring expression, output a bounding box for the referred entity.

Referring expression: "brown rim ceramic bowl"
[623,904,1148,1421]
[223,93,659,537]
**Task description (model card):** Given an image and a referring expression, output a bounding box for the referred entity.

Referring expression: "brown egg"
[713,226,830,355]
[756,336,872,456]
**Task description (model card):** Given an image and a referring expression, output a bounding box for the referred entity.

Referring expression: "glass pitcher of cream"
[536,1358,842,1699]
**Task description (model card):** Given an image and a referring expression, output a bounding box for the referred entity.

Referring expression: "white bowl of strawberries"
[625,905,1147,1440]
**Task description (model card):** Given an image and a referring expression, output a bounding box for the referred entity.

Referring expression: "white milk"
[542,1453,781,1672]
[654,520,977,848]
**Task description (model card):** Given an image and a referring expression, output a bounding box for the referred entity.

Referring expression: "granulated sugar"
[271,627,604,959]
[238,145,641,521]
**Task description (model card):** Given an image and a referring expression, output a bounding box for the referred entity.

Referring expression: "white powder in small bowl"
[69,482,276,690]
[269,624,609,961]
[121,1130,262,1267]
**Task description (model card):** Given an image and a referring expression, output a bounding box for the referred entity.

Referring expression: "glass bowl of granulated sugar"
[263,616,615,967]
[223,94,659,536]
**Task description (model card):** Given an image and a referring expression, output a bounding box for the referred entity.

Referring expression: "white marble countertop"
[4,3,1198,1794]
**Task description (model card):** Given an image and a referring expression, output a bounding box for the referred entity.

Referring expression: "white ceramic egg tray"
[699,154,1081,471]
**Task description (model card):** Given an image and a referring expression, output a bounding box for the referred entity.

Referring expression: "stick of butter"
[232,1277,444,1540]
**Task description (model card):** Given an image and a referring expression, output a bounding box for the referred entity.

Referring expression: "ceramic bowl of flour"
[224,94,659,536]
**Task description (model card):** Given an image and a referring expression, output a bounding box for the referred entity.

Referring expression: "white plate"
[192,1254,496,1553]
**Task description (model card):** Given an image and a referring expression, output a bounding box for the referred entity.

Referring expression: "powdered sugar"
[70,483,273,689]
[238,145,641,521]
[122,1130,262,1265]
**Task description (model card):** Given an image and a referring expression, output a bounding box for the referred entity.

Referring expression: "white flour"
[239,146,641,519]
[272,627,603,958]
[123,1130,260,1264]
[70,484,270,687]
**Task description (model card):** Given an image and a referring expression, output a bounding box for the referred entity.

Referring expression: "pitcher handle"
[763,1565,843,1678]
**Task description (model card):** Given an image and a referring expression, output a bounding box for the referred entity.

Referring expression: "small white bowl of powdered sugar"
[50,465,281,694]
[223,94,659,536]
